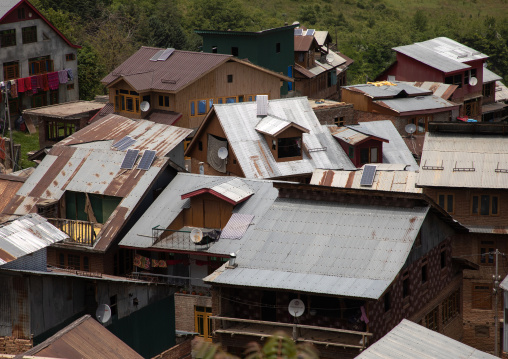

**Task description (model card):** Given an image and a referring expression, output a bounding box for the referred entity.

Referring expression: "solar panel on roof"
[150,50,164,61]
[117,138,136,151]
[360,165,377,186]
[158,48,175,61]
[137,150,156,170]
[112,136,132,149]
[306,29,315,36]
[294,29,303,36]
[120,149,139,169]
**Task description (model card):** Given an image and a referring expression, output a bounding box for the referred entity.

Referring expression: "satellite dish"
[217,147,228,160]
[190,228,203,243]
[96,304,111,323]
[288,299,305,317]
[325,53,334,65]
[140,101,150,112]
[405,123,416,135]
[469,77,478,86]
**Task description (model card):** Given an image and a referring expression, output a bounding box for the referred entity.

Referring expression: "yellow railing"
[48,218,99,246]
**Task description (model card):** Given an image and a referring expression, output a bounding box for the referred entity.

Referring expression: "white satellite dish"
[190,228,203,243]
[325,53,334,65]
[405,123,416,135]
[217,147,228,160]
[469,77,478,86]
[96,304,112,323]
[288,299,305,317]
[140,101,150,112]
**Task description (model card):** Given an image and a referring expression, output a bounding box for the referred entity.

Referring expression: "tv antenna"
[405,123,416,137]
[140,101,150,112]
[96,304,112,324]
[190,228,203,244]
[217,147,228,160]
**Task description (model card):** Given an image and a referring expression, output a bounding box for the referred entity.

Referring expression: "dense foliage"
[31,0,508,100]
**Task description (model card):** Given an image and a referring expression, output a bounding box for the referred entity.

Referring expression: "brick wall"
[47,247,107,274]
[152,338,192,359]
[312,103,355,126]
[174,293,212,333]
[0,336,32,355]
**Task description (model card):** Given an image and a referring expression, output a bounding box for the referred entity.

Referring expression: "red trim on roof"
[181,188,252,205]
[0,0,80,49]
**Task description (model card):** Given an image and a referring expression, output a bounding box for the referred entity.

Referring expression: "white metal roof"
[483,68,502,83]
[417,131,508,188]
[356,319,497,359]
[206,198,429,299]
[213,97,355,179]
[0,214,68,266]
[184,177,255,204]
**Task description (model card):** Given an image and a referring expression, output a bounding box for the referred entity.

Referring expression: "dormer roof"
[181,178,254,205]
[255,115,310,137]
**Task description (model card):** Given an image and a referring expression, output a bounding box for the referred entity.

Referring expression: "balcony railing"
[210,315,372,349]
[47,218,98,246]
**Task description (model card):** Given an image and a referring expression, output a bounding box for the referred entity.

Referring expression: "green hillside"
[33,0,508,99]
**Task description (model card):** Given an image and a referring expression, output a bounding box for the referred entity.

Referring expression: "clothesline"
[0,68,73,99]
[133,253,223,270]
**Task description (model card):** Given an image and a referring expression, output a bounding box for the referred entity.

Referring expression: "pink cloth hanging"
[48,72,59,90]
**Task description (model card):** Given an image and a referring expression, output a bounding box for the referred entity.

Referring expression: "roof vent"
[256,95,269,116]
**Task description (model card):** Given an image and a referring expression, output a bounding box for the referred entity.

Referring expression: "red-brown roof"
[0,174,25,215]
[19,315,143,359]
[294,35,318,52]
[89,104,182,126]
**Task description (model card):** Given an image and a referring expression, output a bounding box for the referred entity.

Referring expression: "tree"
[77,45,106,100]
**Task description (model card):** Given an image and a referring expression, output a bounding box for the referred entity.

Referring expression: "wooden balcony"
[48,218,99,246]
[210,315,372,349]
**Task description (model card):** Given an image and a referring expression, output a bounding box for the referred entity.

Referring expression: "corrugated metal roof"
[417,131,508,188]
[402,81,458,99]
[21,315,144,359]
[22,101,104,119]
[102,47,290,92]
[294,36,316,52]
[119,173,281,252]
[0,175,24,215]
[314,31,331,47]
[0,214,68,266]
[394,37,487,73]
[2,115,190,252]
[183,177,254,204]
[255,116,292,136]
[501,274,508,291]
[356,319,497,359]
[293,63,316,78]
[212,97,355,179]
[329,121,419,171]
[496,81,508,102]
[331,127,370,145]
[343,82,431,99]
[310,169,421,193]
[483,68,502,83]
[220,214,254,239]
[375,94,457,113]
[206,197,428,299]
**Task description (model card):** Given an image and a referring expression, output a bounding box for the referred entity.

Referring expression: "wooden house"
[101,47,291,129]
[481,68,507,122]
[185,96,355,182]
[376,37,488,121]
[416,122,508,354]
[205,182,470,358]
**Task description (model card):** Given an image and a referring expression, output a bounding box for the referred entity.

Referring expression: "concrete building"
[0,0,80,117]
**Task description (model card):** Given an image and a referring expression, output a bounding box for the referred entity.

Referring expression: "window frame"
[0,29,16,47]
[424,306,439,331]
[195,306,213,342]
[471,194,499,216]
[22,26,37,44]
[3,61,19,80]
[28,56,53,76]
[65,53,76,61]
[438,193,454,214]
[479,240,495,266]
[442,289,460,324]
[277,136,302,159]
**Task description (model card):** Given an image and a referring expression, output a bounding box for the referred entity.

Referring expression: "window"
[471,194,498,216]
[18,7,25,19]
[278,137,302,158]
[190,98,214,116]
[159,95,169,108]
[442,290,460,324]
[198,141,203,151]
[110,295,118,316]
[334,117,345,126]
[59,253,65,267]
[402,271,410,298]
[360,148,369,164]
[68,254,80,270]
[83,256,90,272]
[359,147,380,164]
[370,147,378,163]
[272,139,276,150]
[212,46,217,53]
[0,29,16,47]
[421,260,428,284]
[424,306,439,331]
[3,61,19,80]
[483,84,492,98]
[115,90,140,114]
[22,26,37,44]
[276,42,281,53]
[227,74,233,83]
[32,92,47,108]
[384,291,391,312]
[464,69,477,86]
[464,98,480,117]
[480,240,495,265]
[29,56,53,75]
[407,117,430,134]
[67,83,74,90]
[231,47,238,57]
[65,53,75,61]
[49,90,59,105]
[438,194,454,214]
[195,306,212,341]
[472,284,492,310]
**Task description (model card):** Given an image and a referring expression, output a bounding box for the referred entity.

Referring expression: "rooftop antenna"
[96,304,112,324]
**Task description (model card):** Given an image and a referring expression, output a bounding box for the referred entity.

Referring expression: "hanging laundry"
[158,260,167,268]
[48,72,59,90]
[42,74,49,91]
[9,80,17,98]
[58,70,68,84]
[17,78,25,93]
[66,68,73,81]
[31,76,38,94]
[24,77,32,91]
[37,75,44,89]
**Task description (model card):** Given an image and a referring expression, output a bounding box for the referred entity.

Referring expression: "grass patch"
[11,130,40,169]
